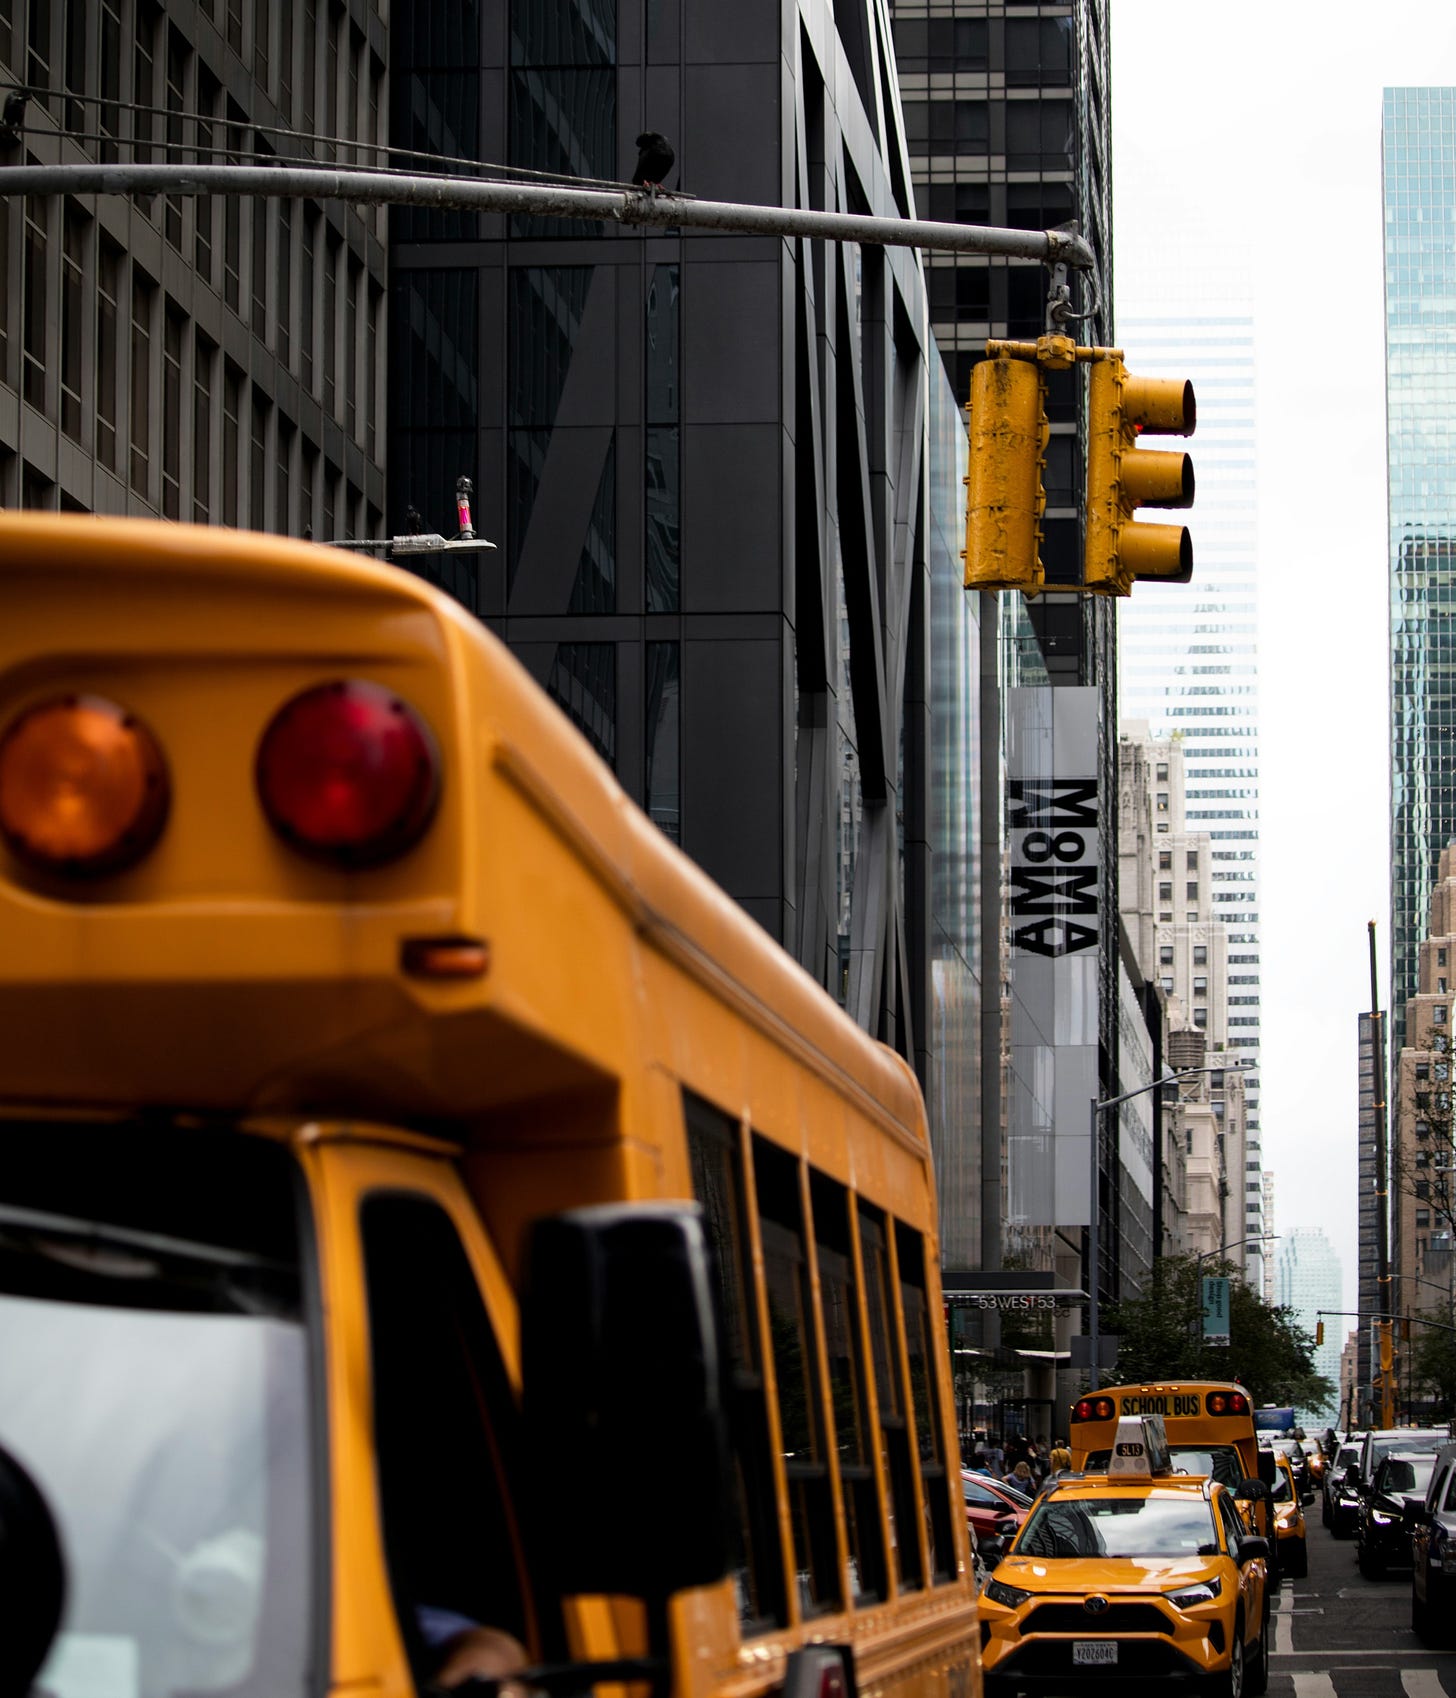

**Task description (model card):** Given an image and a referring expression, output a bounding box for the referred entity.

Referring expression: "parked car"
[1358,1450,1437,1579]
[962,1470,1034,1549]
[1324,1440,1363,1537]
[1411,1442,1456,1642]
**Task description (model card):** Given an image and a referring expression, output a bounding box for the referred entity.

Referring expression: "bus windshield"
[1018,1494,1219,1560]
[0,1125,312,1698]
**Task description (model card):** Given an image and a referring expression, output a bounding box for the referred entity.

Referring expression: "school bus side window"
[359,1194,540,1682]
[810,1168,887,1603]
[895,1221,955,1582]
[753,1137,842,1617]
[684,1094,787,1631]
[859,1203,923,1591]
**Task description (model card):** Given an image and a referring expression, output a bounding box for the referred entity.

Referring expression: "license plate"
[1072,1642,1118,1667]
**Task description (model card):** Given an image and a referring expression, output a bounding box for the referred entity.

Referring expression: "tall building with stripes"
[1384,88,1456,1054]
[1114,241,1265,1288]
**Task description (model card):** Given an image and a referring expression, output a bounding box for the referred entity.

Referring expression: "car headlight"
[1166,1577,1222,1608]
[1371,1510,1395,1527]
[984,1579,1033,1609]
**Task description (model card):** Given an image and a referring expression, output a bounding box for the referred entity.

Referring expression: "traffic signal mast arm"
[963,338,1197,599]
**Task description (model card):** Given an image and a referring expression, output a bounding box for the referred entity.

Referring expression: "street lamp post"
[1088,1062,1251,1390]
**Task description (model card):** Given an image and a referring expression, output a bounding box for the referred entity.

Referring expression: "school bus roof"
[0,516,926,1145]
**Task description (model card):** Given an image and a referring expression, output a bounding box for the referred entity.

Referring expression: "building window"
[22,187,47,410]
[1155,763,1168,781]
[1187,851,1199,870]
[1418,1211,1431,1229]
[1159,946,1173,965]
[60,201,86,439]
[1193,1009,1208,1028]
[96,237,121,468]
[193,331,215,523]
[130,267,155,498]
[162,301,183,519]
[1441,948,1448,967]
[1156,824,1169,835]
[1187,883,1198,901]
[1159,881,1172,901]
[250,388,269,531]
[1158,851,1171,870]
[1156,793,1169,812]
[1194,977,1207,995]
[1438,1007,1449,1025]
[1194,946,1208,965]
[1160,977,1173,994]
[646,643,679,842]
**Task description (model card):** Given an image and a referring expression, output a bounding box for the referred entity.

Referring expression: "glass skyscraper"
[1384,88,1456,1054]
[1276,1230,1343,1428]
[1114,238,1265,1279]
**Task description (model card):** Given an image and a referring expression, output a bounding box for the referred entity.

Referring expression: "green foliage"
[1102,1253,1336,1409]
[1408,1310,1456,1418]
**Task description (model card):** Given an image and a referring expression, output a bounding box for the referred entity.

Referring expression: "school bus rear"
[0,515,977,1698]
[1069,1384,1260,1489]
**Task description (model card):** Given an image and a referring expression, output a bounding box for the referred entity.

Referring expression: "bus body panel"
[0,517,977,1698]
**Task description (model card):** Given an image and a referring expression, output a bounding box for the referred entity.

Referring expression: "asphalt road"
[1271,1499,1454,1696]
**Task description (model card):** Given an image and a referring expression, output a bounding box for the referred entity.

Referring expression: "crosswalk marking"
[1403,1671,1449,1698]
[1292,1671,1337,1698]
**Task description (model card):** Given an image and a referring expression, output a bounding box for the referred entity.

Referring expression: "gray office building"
[389,0,997,1264]
[0,1,389,538]
[1385,88,1456,1052]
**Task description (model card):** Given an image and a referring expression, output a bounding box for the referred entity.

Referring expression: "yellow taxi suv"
[980,1415,1271,1698]
[1268,1451,1309,1579]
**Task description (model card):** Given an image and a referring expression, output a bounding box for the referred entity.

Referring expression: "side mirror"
[0,1442,65,1698]
[1238,1535,1271,1564]
[522,1203,732,1600]
[1235,1477,1270,1503]
[995,1516,1019,1539]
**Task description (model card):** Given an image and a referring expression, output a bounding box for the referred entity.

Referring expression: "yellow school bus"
[1068,1382,1260,1488]
[0,515,976,1698]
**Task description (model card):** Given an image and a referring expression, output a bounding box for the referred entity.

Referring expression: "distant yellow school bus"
[0,515,977,1698]
[1069,1382,1260,1487]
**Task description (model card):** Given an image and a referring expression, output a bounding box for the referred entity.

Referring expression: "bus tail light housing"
[0,694,170,876]
[256,680,440,868]
[1073,1396,1116,1423]
[1207,1391,1249,1416]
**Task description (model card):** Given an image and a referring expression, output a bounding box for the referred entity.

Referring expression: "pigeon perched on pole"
[633,131,675,190]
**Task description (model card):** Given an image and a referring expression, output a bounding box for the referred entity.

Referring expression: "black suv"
[1412,1442,1456,1641]
[1357,1450,1438,1579]
[1324,1439,1362,1538]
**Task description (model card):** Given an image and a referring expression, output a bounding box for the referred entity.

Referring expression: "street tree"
[1103,1253,1335,1409]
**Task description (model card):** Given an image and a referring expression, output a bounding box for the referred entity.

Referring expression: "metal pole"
[0,162,1099,268]
[1089,1095,1100,1391]
[1370,920,1394,1426]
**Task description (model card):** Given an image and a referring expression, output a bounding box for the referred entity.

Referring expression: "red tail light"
[1072,1396,1116,1423]
[0,694,169,876]
[256,680,440,867]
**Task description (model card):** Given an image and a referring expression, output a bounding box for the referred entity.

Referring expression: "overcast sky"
[1110,3,1456,1313]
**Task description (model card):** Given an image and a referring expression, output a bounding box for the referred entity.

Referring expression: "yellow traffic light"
[1315,1320,1325,1347]
[1084,353,1196,595]
[964,354,1048,595]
